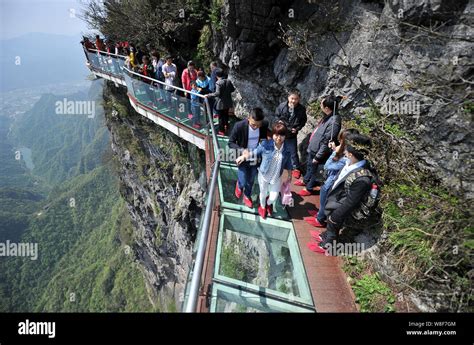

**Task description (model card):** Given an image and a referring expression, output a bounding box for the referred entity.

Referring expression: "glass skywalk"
[211,209,314,312]
[85,48,315,313]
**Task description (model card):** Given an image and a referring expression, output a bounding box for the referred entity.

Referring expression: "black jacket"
[274,102,307,139]
[228,119,270,151]
[307,114,341,162]
[324,164,372,226]
[208,78,235,110]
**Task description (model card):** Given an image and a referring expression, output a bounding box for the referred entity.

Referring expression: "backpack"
[344,168,382,221]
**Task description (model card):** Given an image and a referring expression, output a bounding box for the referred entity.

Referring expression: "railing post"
[184,97,220,312]
[87,52,220,312]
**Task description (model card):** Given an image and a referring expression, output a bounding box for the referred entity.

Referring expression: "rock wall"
[102,82,206,311]
[213,0,473,199]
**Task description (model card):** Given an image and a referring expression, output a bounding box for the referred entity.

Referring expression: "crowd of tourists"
[82,35,382,256]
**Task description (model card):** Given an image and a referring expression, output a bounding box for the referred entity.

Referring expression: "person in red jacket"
[140,56,156,107]
[181,61,197,118]
[95,35,105,52]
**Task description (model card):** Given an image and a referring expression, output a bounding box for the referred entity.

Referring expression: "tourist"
[162,56,177,107]
[205,69,235,135]
[236,122,292,219]
[304,128,360,230]
[189,81,202,129]
[181,61,198,118]
[274,89,307,179]
[308,133,381,255]
[295,95,342,196]
[229,108,269,208]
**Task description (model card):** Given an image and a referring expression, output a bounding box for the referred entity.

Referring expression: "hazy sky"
[0,0,92,39]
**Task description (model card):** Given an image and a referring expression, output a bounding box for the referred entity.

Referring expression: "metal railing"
[85,46,210,101]
[184,96,220,312]
[87,47,127,59]
[122,66,208,100]
[85,45,220,311]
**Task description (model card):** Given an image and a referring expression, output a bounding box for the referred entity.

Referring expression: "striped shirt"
[261,143,284,184]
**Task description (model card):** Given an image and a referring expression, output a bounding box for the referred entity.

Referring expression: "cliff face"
[102,82,206,310]
[208,0,472,311]
[213,0,473,199]
[89,0,471,313]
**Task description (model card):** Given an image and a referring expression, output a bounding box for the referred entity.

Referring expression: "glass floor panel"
[217,135,229,149]
[210,283,314,312]
[218,163,290,220]
[214,209,313,307]
[215,136,239,164]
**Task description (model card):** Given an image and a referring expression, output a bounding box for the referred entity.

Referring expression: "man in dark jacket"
[295,96,341,196]
[274,89,307,179]
[308,134,376,255]
[205,69,235,135]
[229,108,269,208]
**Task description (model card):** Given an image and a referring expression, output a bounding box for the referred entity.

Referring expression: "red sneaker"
[298,189,312,196]
[294,180,305,186]
[292,169,301,179]
[304,217,325,227]
[266,204,273,217]
[218,131,225,136]
[235,181,242,199]
[313,218,326,227]
[310,230,323,242]
[258,205,267,219]
[243,195,253,208]
[307,242,326,254]
[192,124,201,129]
[307,209,318,216]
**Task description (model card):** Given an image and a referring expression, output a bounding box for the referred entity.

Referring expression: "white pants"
[258,171,281,208]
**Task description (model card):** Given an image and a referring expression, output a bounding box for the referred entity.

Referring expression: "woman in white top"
[237,122,293,219]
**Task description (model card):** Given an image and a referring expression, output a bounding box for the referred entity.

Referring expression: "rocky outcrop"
[213,0,473,199]
[206,0,472,312]
[103,82,206,311]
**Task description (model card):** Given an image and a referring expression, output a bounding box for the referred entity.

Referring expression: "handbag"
[280,181,293,207]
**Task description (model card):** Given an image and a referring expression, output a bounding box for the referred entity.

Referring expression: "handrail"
[122,66,208,99]
[184,97,220,312]
[86,48,209,100]
[86,46,221,312]
[88,48,127,59]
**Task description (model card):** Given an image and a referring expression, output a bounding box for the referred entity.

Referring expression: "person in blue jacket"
[189,81,202,129]
[305,128,360,229]
[236,121,293,219]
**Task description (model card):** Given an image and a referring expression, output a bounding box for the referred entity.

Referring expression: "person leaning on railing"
[182,61,198,119]
[81,37,95,52]
[151,50,166,101]
[189,81,202,129]
[95,35,105,52]
[162,56,177,107]
[124,47,138,70]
